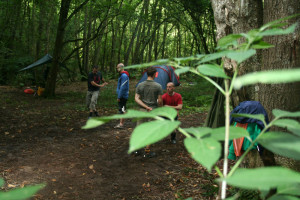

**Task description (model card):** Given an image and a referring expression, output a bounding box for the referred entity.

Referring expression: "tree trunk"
[259,0,300,170]
[44,0,72,97]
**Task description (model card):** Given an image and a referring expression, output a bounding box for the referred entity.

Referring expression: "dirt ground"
[0,83,222,200]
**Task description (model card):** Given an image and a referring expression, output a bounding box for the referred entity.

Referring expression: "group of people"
[86,64,183,157]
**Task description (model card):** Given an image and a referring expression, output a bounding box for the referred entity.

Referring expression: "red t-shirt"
[162,92,182,107]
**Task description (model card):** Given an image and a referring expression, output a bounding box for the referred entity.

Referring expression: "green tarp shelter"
[19,54,52,72]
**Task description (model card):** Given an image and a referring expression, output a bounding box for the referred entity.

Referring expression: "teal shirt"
[228,123,262,160]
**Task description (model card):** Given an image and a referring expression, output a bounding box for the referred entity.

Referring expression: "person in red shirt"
[162,82,183,144]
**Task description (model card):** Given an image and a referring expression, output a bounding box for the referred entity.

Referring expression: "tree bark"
[44,0,72,97]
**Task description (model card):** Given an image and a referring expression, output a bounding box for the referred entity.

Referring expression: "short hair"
[117,63,124,68]
[146,66,157,77]
[92,65,99,69]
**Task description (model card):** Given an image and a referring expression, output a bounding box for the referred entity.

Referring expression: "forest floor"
[0,81,227,200]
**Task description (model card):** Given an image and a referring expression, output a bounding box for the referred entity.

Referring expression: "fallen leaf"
[89,165,94,170]
[7,184,17,188]
[51,179,56,182]
[5,132,9,135]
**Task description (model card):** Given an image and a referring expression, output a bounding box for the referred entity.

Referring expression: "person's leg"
[170,116,178,144]
[86,91,93,117]
[114,98,127,128]
[90,91,99,116]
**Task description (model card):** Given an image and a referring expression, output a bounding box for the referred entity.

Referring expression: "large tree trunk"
[44,0,72,97]
[259,0,300,170]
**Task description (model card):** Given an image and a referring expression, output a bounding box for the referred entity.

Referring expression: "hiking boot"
[143,151,156,158]
[114,124,124,129]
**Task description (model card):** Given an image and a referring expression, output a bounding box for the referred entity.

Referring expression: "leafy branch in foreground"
[83,16,300,200]
[0,178,45,200]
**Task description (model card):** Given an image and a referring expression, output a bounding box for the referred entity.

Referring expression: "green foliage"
[0,179,45,200]
[82,16,300,199]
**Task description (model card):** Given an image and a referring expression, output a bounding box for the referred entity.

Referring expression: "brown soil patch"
[0,83,222,200]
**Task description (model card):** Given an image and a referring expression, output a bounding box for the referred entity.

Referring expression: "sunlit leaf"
[272,109,300,118]
[82,118,106,129]
[231,113,266,125]
[125,59,170,69]
[226,49,256,64]
[150,107,178,120]
[174,56,199,64]
[260,14,300,31]
[222,167,300,190]
[273,119,300,136]
[211,126,250,141]
[198,51,232,64]
[259,23,297,37]
[251,41,274,49]
[267,195,299,200]
[184,137,221,172]
[217,34,242,48]
[258,132,300,160]
[183,127,212,139]
[129,120,181,153]
[197,64,229,79]
[234,68,300,89]
[0,184,45,200]
[277,183,300,196]
[175,67,190,76]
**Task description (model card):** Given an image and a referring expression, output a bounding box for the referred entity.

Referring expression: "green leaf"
[231,113,266,125]
[174,56,201,64]
[260,14,300,31]
[129,120,181,153]
[0,184,45,200]
[251,41,274,49]
[272,109,300,118]
[211,126,250,141]
[175,67,190,76]
[197,64,229,79]
[268,195,300,200]
[226,49,256,64]
[82,118,106,129]
[259,23,297,37]
[217,34,243,48]
[222,167,300,190]
[184,137,221,172]
[150,107,178,120]
[277,183,300,196]
[125,59,170,69]
[198,51,232,64]
[0,179,4,187]
[258,132,300,160]
[273,119,300,136]
[183,127,212,139]
[233,68,300,89]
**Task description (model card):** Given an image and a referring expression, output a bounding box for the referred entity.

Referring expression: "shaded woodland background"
[0,0,215,87]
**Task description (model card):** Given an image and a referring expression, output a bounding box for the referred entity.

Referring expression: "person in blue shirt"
[114,63,130,129]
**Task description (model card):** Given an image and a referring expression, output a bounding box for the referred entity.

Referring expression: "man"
[86,66,108,118]
[162,82,183,144]
[135,66,163,157]
[114,63,130,129]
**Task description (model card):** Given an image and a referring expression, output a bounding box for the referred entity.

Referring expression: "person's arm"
[135,93,152,111]
[165,103,182,110]
[157,95,163,107]
[91,81,106,88]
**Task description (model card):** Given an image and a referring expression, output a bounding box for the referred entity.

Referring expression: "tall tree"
[44,0,89,97]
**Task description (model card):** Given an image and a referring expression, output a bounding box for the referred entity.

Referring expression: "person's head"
[116,63,124,73]
[92,66,99,74]
[146,66,157,78]
[167,82,175,95]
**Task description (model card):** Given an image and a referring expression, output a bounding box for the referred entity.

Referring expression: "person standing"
[162,82,183,144]
[114,63,130,129]
[86,66,108,118]
[135,66,163,157]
